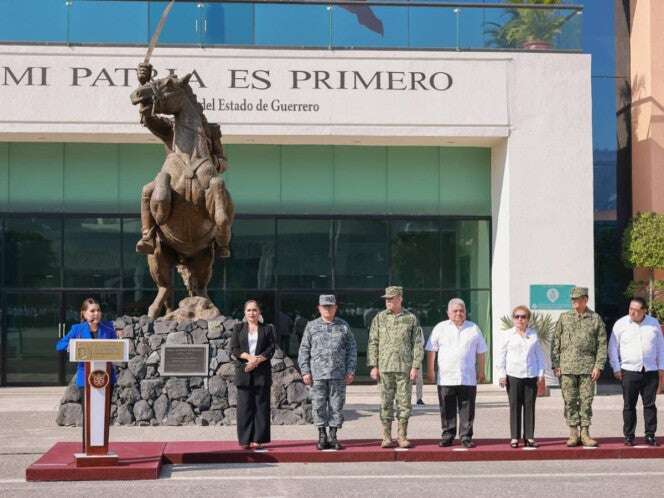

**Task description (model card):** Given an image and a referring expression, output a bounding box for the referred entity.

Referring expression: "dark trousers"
[622,369,659,437]
[506,375,537,440]
[236,384,271,445]
[437,385,477,440]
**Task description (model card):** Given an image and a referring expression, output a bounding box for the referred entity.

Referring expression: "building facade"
[0,1,597,385]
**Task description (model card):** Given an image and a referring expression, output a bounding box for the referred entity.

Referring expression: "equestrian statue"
[130,63,235,318]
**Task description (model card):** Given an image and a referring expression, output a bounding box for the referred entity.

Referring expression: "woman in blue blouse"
[496,305,545,448]
[55,298,118,388]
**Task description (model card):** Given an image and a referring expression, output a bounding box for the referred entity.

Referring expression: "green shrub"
[484,0,567,49]
[623,212,664,314]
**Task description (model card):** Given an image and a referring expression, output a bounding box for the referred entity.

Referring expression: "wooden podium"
[69,339,129,467]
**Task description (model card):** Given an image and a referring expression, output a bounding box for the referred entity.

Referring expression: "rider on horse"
[134,62,233,258]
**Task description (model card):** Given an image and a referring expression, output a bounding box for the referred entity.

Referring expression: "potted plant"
[500,311,555,396]
[484,0,567,50]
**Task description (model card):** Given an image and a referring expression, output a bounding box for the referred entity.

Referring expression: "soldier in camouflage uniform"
[298,295,357,450]
[368,286,424,448]
[551,286,607,447]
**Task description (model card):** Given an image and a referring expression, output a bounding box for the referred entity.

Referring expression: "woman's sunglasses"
[513,314,528,320]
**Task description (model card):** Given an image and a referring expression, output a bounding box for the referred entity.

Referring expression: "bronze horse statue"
[130,64,234,318]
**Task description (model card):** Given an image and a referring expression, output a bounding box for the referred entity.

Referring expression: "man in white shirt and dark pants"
[426,298,487,448]
[608,297,664,446]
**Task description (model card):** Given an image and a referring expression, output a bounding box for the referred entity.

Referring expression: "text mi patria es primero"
[2,65,453,113]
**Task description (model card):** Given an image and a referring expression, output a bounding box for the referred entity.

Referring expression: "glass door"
[3,292,64,385]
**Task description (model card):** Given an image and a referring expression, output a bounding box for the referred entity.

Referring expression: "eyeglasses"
[513,314,528,320]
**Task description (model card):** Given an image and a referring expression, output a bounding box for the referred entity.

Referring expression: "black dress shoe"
[461,438,475,449]
[624,436,635,446]
[645,434,659,446]
[438,438,453,447]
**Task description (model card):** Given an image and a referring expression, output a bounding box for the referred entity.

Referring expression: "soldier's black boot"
[317,427,329,450]
[328,427,343,450]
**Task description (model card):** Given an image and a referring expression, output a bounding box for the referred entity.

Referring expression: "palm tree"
[484,0,567,50]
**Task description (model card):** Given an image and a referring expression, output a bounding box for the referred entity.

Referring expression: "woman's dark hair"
[80,297,101,321]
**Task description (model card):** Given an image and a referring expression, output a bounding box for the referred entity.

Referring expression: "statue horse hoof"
[136,239,155,255]
[148,304,160,319]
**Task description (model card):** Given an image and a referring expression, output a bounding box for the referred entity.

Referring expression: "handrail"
[88,0,583,8]
[0,0,584,52]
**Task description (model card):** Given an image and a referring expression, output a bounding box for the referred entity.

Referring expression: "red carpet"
[26,442,164,481]
[26,438,664,481]
[163,437,664,464]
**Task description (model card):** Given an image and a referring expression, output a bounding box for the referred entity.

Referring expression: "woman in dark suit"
[230,300,276,449]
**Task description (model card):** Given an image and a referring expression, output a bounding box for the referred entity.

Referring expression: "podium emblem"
[88,370,109,389]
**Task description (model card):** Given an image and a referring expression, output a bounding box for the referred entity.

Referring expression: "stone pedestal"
[57,314,312,427]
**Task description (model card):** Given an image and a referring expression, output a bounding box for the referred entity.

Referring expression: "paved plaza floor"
[1,384,663,497]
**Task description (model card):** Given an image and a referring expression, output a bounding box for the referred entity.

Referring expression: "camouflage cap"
[319,294,336,306]
[570,286,589,299]
[381,286,403,298]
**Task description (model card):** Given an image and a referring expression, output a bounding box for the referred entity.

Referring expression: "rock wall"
[56,315,312,427]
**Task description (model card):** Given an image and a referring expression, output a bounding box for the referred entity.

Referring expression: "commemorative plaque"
[70,339,127,362]
[160,345,209,376]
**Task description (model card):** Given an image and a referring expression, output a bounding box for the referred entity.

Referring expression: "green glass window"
[7,143,63,212]
[227,219,275,289]
[121,218,155,290]
[121,289,157,317]
[277,219,331,289]
[0,218,4,286]
[63,144,119,213]
[5,217,62,288]
[403,291,445,358]
[441,219,491,290]
[1,214,492,384]
[334,220,389,289]
[278,292,320,357]
[335,291,384,377]
[1,143,491,216]
[390,220,441,289]
[4,292,62,385]
[64,218,121,288]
